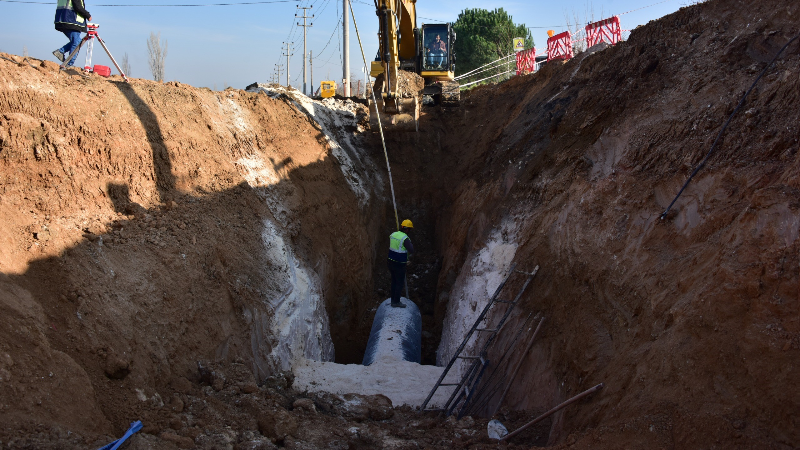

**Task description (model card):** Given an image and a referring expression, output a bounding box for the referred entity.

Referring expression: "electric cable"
[314,20,341,62]
[347,0,399,231]
[660,31,800,220]
[454,54,515,81]
[0,0,299,5]
[347,0,412,301]
[459,67,516,88]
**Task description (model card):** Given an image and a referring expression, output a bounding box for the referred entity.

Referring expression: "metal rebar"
[490,316,545,417]
[463,312,536,416]
[500,383,604,442]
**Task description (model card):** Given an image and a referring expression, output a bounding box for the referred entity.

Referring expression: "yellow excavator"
[369,0,459,131]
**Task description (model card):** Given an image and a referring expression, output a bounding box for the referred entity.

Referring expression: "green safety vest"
[55,0,87,31]
[388,231,409,263]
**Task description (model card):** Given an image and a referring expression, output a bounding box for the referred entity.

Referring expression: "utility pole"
[342,0,350,97]
[310,50,314,96]
[282,42,293,87]
[363,66,367,98]
[296,6,313,96]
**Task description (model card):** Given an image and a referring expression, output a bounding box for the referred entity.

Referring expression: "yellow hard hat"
[401,219,414,229]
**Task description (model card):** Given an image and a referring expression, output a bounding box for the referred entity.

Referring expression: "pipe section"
[362,297,421,365]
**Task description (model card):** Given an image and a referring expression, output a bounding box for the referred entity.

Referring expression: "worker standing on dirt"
[387,220,415,308]
[53,0,92,68]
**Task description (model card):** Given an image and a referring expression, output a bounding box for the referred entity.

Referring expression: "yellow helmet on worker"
[401,219,414,229]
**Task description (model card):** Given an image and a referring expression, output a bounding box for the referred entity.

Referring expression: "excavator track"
[440,80,460,106]
[421,80,460,107]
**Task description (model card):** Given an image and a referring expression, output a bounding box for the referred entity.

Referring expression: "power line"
[0,0,300,5]
[315,19,340,60]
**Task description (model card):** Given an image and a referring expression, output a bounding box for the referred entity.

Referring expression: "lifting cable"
[660,31,800,220]
[347,0,400,231]
[348,1,412,301]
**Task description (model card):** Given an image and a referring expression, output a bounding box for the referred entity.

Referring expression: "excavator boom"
[370,0,459,131]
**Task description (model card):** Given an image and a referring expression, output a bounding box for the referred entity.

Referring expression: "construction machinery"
[320,80,337,98]
[369,0,459,131]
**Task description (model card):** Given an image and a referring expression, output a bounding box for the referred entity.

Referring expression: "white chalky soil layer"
[292,357,461,408]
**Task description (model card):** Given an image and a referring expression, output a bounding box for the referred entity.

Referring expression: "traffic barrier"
[516,48,537,75]
[586,16,622,47]
[547,31,574,62]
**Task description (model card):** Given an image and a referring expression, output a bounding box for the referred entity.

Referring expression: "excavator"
[369,0,459,131]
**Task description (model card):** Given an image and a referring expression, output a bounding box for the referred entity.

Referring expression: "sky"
[0,0,689,92]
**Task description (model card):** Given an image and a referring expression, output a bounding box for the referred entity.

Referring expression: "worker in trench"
[387,220,415,308]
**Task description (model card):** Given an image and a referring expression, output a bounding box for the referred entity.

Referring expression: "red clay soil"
[379,0,799,447]
[0,57,394,446]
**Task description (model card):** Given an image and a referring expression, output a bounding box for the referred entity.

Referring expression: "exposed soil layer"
[0,56,389,445]
[0,0,799,447]
[377,0,799,447]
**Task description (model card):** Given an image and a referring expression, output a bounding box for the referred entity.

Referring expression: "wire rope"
[0,0,299,5]
[347,0,399,230]
[660,32,800,220]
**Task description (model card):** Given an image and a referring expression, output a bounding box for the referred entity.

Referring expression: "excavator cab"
[420,24,455,75]
[369,0,459,131]
[419,23,459,106]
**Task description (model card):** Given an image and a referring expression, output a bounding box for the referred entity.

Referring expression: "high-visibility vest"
[55,0,87,30]
[388,231,409,263]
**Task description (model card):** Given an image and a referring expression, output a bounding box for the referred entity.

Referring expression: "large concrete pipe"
[362,297,421,365]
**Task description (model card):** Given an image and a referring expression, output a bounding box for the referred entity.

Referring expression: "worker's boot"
[390,301,406,308]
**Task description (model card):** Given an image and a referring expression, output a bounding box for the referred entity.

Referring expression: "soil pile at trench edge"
[381,0,799,447]
[0,56,415,447]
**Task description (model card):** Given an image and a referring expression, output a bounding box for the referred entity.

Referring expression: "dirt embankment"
[0,57,389,445]
[385,0,799,447]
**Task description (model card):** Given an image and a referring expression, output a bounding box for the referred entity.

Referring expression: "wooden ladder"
[419,264,539,415]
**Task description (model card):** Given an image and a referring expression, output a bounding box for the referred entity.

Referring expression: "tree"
[121,52,132,77]
[453,8,534,81]
[147,32,168,82]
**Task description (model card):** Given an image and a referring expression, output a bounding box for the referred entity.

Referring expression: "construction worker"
[427,34,447,68]
[53,0,92,68]
[387,219,415,308]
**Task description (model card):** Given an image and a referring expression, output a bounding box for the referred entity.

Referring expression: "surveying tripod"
[61,23,128,82]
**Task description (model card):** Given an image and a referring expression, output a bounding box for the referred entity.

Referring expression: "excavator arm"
[370,0,420,130]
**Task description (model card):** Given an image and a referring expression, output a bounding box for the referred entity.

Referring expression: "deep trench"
[329,127,449,366]
[324,118,556,443]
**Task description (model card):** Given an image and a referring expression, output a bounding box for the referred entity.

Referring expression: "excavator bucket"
[369,96,419,132]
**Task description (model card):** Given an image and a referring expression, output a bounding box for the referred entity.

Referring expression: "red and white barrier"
[516,48,537,75]
[585,16,622,47]
[547,31,574,62]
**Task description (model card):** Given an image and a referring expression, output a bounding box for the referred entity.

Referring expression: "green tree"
[453,8,534,81]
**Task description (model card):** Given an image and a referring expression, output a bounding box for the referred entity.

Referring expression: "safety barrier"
[586,16,622,47]
[466,14,624,86]
[516,48,537,75]
[546,31,574,62]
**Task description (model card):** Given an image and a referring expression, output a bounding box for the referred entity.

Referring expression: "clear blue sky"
[0,0,685,91]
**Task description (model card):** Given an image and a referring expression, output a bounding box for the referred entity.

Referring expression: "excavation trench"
[3,0,800,446]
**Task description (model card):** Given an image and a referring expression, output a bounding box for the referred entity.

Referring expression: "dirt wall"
[385,0,800,447]
[0,59,383,442]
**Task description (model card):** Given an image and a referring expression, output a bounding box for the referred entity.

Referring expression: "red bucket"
[93,65,111,77]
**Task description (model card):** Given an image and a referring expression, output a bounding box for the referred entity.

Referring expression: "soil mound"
[0,55,387,446]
